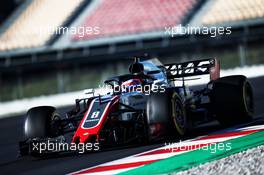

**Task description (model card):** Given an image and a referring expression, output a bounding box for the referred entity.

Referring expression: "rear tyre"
[146,90,187,141]
[210,75,254,126]
[24,106,61,139]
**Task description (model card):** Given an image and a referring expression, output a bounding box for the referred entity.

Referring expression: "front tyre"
[24,106,61,139]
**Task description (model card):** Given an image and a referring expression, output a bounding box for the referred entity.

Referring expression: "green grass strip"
[119,130,264,175]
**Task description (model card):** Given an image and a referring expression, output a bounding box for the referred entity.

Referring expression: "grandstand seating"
[0,0,83,51]
[73,0,198,41]
[1,0,264,51]
[201,0,264,25]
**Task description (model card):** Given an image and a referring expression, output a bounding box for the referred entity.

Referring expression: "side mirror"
[83,89,95,96]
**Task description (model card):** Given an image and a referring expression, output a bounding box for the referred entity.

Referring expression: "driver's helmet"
[121,79,142,93]
[129,58,144,74]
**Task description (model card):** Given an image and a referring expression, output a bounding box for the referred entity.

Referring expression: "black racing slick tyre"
[211,75,254,126]
[24,106,61,139]
[146,91,187,140]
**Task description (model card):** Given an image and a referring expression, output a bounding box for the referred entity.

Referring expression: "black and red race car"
[19,58,254,155]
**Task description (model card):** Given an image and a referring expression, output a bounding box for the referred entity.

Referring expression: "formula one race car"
[19,58,254,155]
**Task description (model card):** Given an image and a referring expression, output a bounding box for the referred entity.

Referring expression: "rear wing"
[163,58,220,81]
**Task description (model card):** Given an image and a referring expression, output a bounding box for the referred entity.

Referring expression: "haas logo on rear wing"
[164,58,220,81]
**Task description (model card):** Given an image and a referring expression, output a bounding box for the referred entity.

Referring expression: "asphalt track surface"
[0,76,264,175]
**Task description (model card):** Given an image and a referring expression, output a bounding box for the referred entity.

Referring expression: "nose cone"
[72,132,89,144]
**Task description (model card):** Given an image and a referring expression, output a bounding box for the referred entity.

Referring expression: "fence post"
[238,44,246,67]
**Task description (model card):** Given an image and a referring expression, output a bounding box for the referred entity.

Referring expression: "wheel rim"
[172,95,186,135]
[50,113,61,136]
[174,101,185,128]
